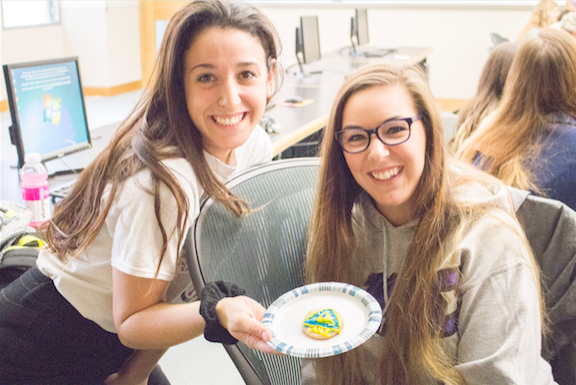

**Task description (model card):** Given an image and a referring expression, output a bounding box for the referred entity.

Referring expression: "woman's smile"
[370,166,403,181]
[212,112,247,127]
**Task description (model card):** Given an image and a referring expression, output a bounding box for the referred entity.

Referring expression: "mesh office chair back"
[185,158,321,385]
[512,190,576,385]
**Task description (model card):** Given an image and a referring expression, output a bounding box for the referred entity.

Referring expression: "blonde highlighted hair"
[451,42,520,153]
[306,63,544,384]
[518,0,559,41]
[457,29,576,194]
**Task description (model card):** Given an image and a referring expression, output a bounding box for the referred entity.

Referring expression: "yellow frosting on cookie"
[303,309,341,338]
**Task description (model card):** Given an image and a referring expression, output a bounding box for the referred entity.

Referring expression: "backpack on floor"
[0,200,42,290]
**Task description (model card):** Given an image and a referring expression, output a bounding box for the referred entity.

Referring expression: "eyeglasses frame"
[334,114,422,154]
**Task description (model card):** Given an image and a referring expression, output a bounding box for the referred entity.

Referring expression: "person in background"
[457,29,576,211]
[559,0,576,21]
[518,0,560,41]
[450,42,520,153]
[561,11,576,38]
[0,1,283,384]
[302,63,554,384]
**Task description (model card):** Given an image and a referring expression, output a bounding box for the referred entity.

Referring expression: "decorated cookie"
[303,308,342,340]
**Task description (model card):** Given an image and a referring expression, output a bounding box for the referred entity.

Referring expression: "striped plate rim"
[263,282,383,358]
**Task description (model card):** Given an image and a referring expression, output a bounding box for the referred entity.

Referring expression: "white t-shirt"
[37,127,273,333]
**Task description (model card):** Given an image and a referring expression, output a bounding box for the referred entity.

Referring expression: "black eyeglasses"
[334,115,421,153]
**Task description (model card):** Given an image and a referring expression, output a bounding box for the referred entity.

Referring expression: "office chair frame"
[187,158,321,385]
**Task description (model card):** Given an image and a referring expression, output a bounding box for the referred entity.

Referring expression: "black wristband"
[199,281,247,345]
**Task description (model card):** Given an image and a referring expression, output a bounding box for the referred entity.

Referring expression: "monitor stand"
[45,157,84,179]
[8,125,24,169]
[6,124,84,176]
[293,52,322,78]
[48,168,84,179]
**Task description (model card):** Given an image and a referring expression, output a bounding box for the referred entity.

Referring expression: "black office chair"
[511,188,576,385]
[490,32,510,48]
[184,158,320,385]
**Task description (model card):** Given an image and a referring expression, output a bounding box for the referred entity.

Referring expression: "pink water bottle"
[20,153,50,227]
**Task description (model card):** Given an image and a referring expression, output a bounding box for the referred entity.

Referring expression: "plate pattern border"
[262,282,383,358]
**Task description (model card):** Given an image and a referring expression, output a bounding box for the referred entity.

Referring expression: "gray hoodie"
[302,182,556,384]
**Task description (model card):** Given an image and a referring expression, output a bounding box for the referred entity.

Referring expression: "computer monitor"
[300,16,321,64]
[3,57,91,169]
[356,9,369,46]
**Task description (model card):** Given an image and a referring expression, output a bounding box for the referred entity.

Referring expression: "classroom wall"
[60,2,109,87]
[60,1,141,89]
[0,1,141,102]
[0,5,66,102]
[0,1,544,104]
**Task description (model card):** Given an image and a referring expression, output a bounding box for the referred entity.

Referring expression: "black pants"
[0,265,135,385]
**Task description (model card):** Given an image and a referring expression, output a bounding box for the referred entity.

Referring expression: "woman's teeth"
[372,167,401,181]
[214,113,243,126]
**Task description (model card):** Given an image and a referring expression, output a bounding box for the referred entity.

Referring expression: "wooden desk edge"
[272,113,329,156]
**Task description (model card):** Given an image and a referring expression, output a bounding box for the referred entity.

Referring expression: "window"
[2,0,60,29]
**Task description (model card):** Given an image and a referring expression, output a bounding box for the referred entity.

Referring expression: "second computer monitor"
[356,9,369,46]
[300,16,321,64]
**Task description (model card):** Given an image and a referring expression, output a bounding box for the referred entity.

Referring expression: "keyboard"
[50,179,77,199]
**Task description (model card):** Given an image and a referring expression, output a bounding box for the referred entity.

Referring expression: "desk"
[267,72,341,155]
[0,46,432,204]
[315,45,432,75]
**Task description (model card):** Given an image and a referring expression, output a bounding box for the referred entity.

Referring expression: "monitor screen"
[356,9,369,46]
[3,57,91,168]
[300,16,321,64]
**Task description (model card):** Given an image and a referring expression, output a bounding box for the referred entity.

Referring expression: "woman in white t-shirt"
[0,1,283,384]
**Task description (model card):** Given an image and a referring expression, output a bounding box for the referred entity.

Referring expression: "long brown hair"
[306,63,544,384]
[42,1,283,270]
[307,63,466,384]
[518,0,559,41]
[457,29,576,194]
[451,42,520,153]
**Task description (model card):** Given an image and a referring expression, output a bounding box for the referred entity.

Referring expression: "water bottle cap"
[25,153,42,164]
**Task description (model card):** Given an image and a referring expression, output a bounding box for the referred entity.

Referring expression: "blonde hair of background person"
[456,29,576,196]
[304,63,547,385]
[518,0,560,41]
[561,11,576,38]
[450,42,520,153]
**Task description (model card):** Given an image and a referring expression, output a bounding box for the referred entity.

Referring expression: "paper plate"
[263,282,383,358]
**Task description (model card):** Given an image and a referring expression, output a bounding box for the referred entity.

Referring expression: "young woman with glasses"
[302,63,555,384]
[0,1,282,384]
